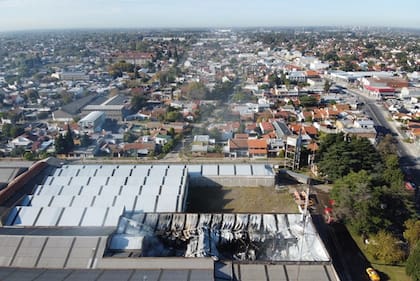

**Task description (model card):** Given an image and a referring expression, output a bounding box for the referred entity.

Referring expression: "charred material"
[107,212,330,262]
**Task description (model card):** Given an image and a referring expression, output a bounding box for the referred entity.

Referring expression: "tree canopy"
[55,125,74,155]
[317,133,381,181]
[181,81,208,100]
[406,241,420,281]
[299,95,318,107]
[366,230,406,265]
[210,80,235,102]
[131,94,148,111]
[319,133,414,235]
[404,219,420,250]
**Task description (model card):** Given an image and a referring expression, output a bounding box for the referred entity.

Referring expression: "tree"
[64,125,74,153]
[181,81,208,100]
[80,133,92,147]
[162,140,174,154]
[377,134,397,157]
[331,170,388,234]
[324,80,332,93]
[299,95,318,107]
[209,127,221,141]
[131,94,148,111]
[1,123,24,138]
[55,126,74,155]
[404,219,420,250]
[231,91,256,103]
[168,128,175,138]
[382,154,404,189]
[366,231,406,265]
[54,134,66,154]
[24,89,39,103]
[268,72,282,87]
[317,134,381,181]
[211,80,235,102]
[123,132,137,143]
[406,241,420,281]
[23,151,36,161]
[165,110,182,122]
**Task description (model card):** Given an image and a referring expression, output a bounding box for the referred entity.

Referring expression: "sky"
[0,0,419,32]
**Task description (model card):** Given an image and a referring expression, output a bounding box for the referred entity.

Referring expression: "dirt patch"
[186,185,298,213]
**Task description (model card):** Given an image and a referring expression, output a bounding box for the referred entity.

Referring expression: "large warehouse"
[0,159,339,281]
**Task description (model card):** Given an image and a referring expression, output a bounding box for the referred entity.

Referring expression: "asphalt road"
[310,188,372,281]
[345,87,420,209]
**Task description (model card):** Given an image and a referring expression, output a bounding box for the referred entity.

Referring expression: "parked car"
[366,267,380,281]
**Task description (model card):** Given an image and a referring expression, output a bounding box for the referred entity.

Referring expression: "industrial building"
[78,111,106,133]
[81,95,131,121]
[0,159,339,281]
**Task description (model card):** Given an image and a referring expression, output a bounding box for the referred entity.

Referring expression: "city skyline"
[0,0,419,32]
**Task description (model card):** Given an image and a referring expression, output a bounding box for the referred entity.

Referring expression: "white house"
[10,136,33,149]
[354,119,375,129]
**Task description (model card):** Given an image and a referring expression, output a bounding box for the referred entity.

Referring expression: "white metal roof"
[57,207,84,226]
[218,164,235,176]
[235,164,252,176]
[35,207,63,226]
[5,164,274,227]
[202,164,218,176]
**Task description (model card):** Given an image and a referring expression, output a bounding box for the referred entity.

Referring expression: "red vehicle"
[324,199,336,224]
[405,181,415,191]
[324,207,335,224]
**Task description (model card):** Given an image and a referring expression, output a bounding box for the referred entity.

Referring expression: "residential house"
[354,119,374,129]
[226,138,248,158]
[123,142,155,157]
[248,139,268,158]
[155,134,172,146]
[191,135,215,156]
[10,136,33,150]
[407,121,420,143]
[259,121,275,135]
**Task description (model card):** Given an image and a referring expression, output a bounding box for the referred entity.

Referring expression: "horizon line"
[1,25,420,34]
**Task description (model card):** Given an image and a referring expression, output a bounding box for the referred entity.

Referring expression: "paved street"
[344,87,420,200]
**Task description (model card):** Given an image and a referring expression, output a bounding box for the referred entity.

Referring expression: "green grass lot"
[349,229,411,281]
[187,185,298,213]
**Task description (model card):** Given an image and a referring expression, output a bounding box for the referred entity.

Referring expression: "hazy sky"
[0,0,419,31]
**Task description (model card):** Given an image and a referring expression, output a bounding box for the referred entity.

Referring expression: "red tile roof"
[229,139,248,149]
[248,139,268,155]
[234,133,249,139]
[260,122,274,132]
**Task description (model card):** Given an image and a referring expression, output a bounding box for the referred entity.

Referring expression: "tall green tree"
[331,170,389,234]
[324,80,332,93]
[406,241,420,281]
[210,80,235,102]
[317,134,381,181]
[80,133,92,147]
[404,219,420,250]
[299,95,318,107]
[377,134,397,157]
[181,81,208,100]
[64,125,74,153]
[366,230,406,265]
[131,94,148,111]
[55,134,66,154]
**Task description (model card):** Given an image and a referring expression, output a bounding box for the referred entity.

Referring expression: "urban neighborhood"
[0,23,419,281]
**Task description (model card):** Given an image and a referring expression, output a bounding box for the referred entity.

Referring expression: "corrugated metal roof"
[5,164,275,228]
[202,164,218,176]
[235,164,252,176]
[218,164,235,176]
[35,207,63,226]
